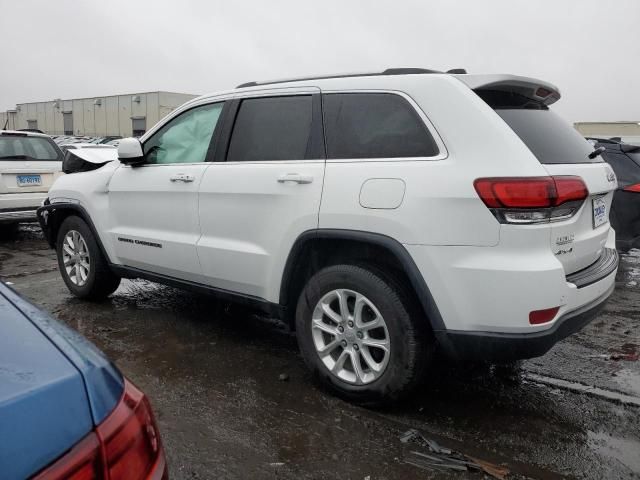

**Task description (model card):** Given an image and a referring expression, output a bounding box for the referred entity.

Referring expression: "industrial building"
[574,121,640,137]
[1,91,197,137]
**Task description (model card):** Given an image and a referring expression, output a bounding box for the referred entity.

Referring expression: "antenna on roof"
[446,68,467,74]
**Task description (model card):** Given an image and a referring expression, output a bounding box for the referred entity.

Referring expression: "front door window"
[143,103,223,164]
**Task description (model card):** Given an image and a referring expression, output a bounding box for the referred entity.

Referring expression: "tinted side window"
[227,96,313,162]
[322,93,439,159]
[144,102,223,165]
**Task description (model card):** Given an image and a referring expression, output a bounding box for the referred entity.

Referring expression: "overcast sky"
[1,0,638,122]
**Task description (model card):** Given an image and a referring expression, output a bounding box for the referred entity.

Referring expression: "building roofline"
[14,91,198,106]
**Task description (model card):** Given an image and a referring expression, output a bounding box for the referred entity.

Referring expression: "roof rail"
[236,67,451,89]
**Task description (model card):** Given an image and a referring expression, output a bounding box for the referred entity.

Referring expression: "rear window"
[0,135,61,161]
[477,90,598,165]
[322,93,439,159]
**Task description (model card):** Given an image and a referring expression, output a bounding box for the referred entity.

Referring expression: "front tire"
[295,264,431,405]
[56,216,120,300]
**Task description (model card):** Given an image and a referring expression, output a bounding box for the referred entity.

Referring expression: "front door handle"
[170,174,195,183]
[277,173,313,184]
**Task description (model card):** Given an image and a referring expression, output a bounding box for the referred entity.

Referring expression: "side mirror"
[117,138,145,165]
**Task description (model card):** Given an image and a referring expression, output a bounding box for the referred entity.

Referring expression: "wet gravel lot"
[1,225,639,479]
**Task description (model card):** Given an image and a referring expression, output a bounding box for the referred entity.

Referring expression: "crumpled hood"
[62,147,118,174]
[68,147,118,164]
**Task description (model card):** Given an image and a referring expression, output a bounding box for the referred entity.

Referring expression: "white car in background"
[0,130,63,228]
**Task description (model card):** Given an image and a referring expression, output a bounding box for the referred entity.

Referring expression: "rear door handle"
[277,173,313,184]
[170,174,195,183]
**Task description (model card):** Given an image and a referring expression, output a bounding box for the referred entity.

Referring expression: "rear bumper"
[0,207,38,222]
[405,232,619,361]
[435,282,614,362]
[0,192,47,223]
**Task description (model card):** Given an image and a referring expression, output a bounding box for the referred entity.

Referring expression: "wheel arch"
[37,202,112,263]
[279,229,445,332]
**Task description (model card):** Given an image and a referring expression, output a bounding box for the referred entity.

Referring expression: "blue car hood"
[0,284,124,480]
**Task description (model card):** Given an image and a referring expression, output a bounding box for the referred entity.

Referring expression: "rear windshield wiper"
[588,146,606,159]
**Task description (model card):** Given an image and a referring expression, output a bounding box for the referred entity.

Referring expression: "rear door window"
[477,90,597,165]
[227,95,313,162]
[322,93,439,159]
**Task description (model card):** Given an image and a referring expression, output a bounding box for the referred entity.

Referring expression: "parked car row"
[51,135,122,146]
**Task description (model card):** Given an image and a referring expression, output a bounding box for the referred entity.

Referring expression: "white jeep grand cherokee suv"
[38,69,618,403]
[1,130,63,229]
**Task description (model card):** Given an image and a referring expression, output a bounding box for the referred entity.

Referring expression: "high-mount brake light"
[33,380,166,480]
[474,176,588,224]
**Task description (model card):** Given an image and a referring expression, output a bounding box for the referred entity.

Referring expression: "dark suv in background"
[590,138,640,251]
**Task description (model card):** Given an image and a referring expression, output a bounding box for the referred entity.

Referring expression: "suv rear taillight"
[623,183,640,193]
[34,380,166,480]
[474,176,588,224]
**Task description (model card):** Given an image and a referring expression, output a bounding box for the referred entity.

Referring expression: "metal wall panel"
[44,103,55,134]
[36,103,46,131]
[118,95,132,137]
[94,99,107,136]
[52,104,64,134]
[83,99,95,136]
[131,93,147,119]
[146,92,160,129]
[105,96,119,136]
[26,104,38,129]
[72,100,84,135]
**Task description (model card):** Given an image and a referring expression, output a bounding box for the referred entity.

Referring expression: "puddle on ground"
[620,248,640,287]
[588,431,640,474]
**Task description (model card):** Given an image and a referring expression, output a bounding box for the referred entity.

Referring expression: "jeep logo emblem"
[606,168,616,183]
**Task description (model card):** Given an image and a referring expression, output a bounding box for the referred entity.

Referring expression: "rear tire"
[56,216,120,300]
[295,264,431,405]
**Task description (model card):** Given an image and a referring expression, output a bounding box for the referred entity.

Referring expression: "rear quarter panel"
[318,75,550,246]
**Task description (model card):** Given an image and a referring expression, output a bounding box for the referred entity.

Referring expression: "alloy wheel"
[311,289,391,385]
[62,230,90,286]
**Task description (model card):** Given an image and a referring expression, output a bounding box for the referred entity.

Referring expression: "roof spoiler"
[453,74,561,106]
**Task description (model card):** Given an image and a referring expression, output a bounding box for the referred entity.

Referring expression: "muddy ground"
[1,224,639,479]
